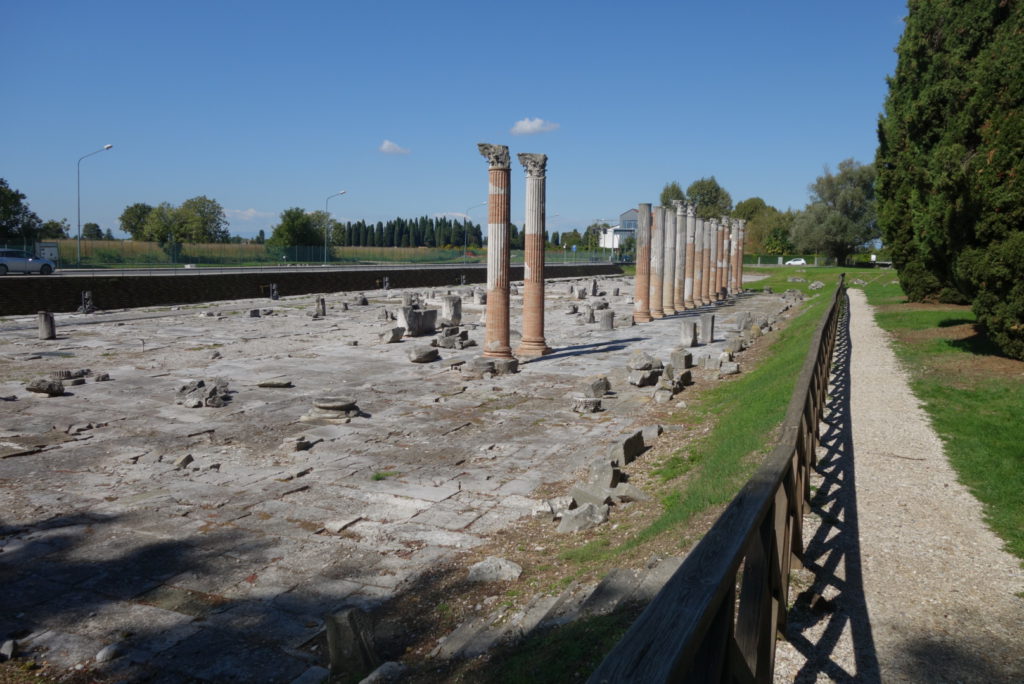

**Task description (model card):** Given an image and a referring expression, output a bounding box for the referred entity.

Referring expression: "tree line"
[657,166,878,266]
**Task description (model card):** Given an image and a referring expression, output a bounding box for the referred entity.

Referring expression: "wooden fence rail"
[589,274,847,683]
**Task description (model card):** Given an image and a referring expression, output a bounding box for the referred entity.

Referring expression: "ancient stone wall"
[0,264,623,316]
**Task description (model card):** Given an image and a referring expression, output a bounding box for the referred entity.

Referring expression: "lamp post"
[463,201,487,263]
[324,190,346,264]
[77,144,113,266]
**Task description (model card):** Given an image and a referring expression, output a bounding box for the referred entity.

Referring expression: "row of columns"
[632,202,746,322]
[474,142,749,361]
[477,143,551,360]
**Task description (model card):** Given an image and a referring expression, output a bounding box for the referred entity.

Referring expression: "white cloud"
[379,139,410,155]
[226,208,275,221]
[510,117,560,135]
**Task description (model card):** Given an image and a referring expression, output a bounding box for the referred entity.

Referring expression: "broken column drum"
[633,203,653,323]
[649,206,665,319]
[673,200,686,312]
[477,143,513,359]
[440,295,462,326]
[683,203,697,309]
[37,311,56,340]
[515,152,552,357]
[662,205,677,315]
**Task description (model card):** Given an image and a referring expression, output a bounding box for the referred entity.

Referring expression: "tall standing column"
[683,203,697,309]
[650,206,665,319]
[722,224,732,299]
[662,205,676,315]
[633,203,653,322]
[717,217,728,299]
[735,219,746,292]
[673,200,686,311]
[478,143,513,359]
[693,216,706,307]
[707,218,718,304]
[515,153,551,357]
[702,218,714,305]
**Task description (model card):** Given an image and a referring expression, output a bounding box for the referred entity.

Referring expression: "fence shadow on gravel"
[781,294,881,682]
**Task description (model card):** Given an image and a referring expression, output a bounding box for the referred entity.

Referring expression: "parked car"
[784,258,807,266]
[0,249,57,275]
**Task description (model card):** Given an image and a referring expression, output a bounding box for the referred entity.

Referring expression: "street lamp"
[77,144,113,266]
[463,201,487,263]
[324,190,346,264]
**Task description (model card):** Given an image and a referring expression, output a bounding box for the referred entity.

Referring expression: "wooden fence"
[589,274,847,683]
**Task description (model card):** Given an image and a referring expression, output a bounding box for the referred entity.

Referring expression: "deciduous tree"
[119,203,153,239]
[790,159,876,264]
[686,177,732,219]
[0,178,42,243]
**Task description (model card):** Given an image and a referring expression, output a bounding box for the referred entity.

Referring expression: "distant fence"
[590,274,847,683]
[49,240,616,268]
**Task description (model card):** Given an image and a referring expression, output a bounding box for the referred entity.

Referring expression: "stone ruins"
[0,155,791,682]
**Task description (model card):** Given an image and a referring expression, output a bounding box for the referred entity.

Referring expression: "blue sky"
[2,1,906,239]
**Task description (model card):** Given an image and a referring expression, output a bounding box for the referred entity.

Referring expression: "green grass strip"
[862,278,1024,562]
[558,270,844,570]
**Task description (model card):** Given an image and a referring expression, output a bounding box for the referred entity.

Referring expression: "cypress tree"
[876,0,1023,357]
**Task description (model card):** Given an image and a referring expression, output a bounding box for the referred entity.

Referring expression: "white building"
[598,209,638,248]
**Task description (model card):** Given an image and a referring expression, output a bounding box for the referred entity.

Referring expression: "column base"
[650,311,665,319]
[634,313,653,323]
[683,300,696,309]
[482,346,514,359]
[515,341,552,358]
[663,306,677,316]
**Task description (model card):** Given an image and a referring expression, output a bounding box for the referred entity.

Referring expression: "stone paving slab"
[0,275,790,680]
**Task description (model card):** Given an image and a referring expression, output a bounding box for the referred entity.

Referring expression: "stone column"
[722,224,732,299]
[662,205,676,315]
[477,143,513,359]
[734,219,746,293]
[700,218,716,305]
[717,217,728,299]
[515,153,551,358]
[708,220,716,303]
[650,206,665,319]
[633,203,653,322]
[693,216,705,307]
[683,203,697,309]
[673,200,686,311]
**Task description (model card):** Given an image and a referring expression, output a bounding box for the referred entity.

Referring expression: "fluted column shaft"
[704,218,716,304]
[650,206,665,318]
[683,203,697,309]
[633,203,653,322]
[716,216,724,296]
[673,200,686,311]
[662,206,676,315]
[478,143,513,358]
[708,220,716,303]
[734,219,745,292]
[722,226,732,298]
[694,217,706,306]
[515,153,551,357]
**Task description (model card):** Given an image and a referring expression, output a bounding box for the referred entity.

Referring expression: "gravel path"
[775,287,1024,682]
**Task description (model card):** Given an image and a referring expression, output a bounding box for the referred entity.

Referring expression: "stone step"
[539,580,598,628]
[577,567,643,618]
[430,615,491,659]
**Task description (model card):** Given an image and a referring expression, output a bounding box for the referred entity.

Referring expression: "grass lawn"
[857,272,1024,562]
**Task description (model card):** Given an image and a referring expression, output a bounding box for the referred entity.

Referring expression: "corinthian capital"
[517,153,547,178]
[686,202,696,217]
[478,143,510,169]
[672,199,683,211]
